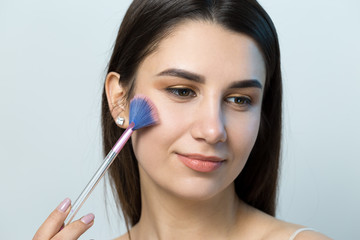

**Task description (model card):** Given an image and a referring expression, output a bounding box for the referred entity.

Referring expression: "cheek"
[223,112,261,186]
[131,100,187,167]
[227,110,261,162]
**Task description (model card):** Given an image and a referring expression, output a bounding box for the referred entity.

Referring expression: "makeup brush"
[64,94,159,225]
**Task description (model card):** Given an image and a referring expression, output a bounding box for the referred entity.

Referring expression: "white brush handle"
[64,123,134,225]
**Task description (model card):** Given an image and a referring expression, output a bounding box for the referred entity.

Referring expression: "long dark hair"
[101,0,282,230]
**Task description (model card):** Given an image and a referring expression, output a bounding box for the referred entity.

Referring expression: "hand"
[33,198,94,240]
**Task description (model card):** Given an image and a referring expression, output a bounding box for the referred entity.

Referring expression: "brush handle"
[64,123,134,226]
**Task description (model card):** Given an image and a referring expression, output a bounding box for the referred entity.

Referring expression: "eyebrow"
[156,68,263,89]
[156,68,204,83]
[228,79,263,89]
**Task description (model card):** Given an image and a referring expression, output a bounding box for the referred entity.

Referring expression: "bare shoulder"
[265,219,332,240]
[240,205,331,240]
[288,230,333,240]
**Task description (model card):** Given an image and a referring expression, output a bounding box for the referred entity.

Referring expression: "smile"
[176,153,225,173]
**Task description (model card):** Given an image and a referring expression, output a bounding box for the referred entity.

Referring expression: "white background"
[0,0,359,239]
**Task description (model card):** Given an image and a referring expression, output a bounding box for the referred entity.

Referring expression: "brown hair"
[101,0,282,230]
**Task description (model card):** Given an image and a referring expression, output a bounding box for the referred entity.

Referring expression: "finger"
[53,213,95,240]
[33,198,71,240]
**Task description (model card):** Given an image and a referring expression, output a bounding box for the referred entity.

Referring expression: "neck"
[132,170,246,240]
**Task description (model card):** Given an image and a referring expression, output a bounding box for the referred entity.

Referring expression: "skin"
[107,21,331,240]
[131,25,263,201]
[126,20,264,239]
[33,21,331,240]
[32,198,94,240]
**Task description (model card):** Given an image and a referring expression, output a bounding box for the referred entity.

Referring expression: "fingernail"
[57,198,71,213]
[81,213,95,224]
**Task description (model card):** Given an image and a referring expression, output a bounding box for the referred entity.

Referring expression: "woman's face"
[131,21,266,200]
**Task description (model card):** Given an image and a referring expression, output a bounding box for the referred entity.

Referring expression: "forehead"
[139,20,266,85]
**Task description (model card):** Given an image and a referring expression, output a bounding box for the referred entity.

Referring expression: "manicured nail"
[57,198,71,213]
[81,213,95,224]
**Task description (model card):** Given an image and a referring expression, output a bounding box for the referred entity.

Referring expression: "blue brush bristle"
[129,95,159,130]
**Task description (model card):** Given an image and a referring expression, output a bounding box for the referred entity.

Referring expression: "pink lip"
[177,153,225,173]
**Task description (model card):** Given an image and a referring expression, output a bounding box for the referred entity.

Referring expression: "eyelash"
[166,87,197,98]
[165,87,252,109]
[225,96,252,106]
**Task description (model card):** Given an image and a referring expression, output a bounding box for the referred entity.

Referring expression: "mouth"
[176,153,225,173]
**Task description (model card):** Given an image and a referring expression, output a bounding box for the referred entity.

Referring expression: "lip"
[176,153,225,173]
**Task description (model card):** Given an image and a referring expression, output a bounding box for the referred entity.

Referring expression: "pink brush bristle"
[129,95,159,130]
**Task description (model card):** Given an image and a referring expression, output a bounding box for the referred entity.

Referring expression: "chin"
[163,175,235,202]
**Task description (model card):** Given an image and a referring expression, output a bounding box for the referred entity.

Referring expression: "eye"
[166,87,197,98]
[225,96,252,107]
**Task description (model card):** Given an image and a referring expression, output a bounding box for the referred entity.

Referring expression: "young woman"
[33,1,331,239]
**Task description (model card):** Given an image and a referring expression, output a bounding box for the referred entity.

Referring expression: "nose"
[190,97,227,144]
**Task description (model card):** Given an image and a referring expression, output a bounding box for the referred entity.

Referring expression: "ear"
[105,72,130,128]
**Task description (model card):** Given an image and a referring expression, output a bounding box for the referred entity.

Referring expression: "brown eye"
[166,88,196,97]
[226,96,252,107]
[228,96,251,104]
